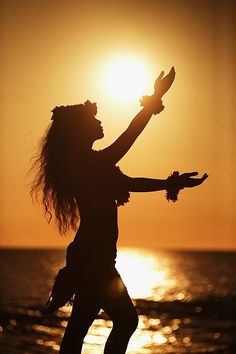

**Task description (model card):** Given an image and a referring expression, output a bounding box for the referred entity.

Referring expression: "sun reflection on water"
[55,249,181,353]
[116,248,175,300]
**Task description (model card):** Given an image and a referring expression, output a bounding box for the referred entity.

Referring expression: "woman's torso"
[69,151,122,268]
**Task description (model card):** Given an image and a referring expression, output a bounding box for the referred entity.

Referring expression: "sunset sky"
[0,0,235,250]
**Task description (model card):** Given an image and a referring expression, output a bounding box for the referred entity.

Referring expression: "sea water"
[0,248,236,353]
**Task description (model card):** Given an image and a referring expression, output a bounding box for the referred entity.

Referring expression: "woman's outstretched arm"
[127,176,168,192]
[126,172,208,192]
[100,104,164,165]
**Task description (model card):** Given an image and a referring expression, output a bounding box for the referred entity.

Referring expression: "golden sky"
[0,0,235,250]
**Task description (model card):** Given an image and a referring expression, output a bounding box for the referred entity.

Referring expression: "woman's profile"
[31,67,208,354]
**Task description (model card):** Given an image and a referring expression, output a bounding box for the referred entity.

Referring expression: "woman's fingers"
[154,71,165,88]
[157,70,165,80]
[187,172,198,177]
[154,67,176,97]
[169,66,175,75]
[201,173,208,181]
[181,172,198,178]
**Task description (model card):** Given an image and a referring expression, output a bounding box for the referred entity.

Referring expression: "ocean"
[0,248,235,354]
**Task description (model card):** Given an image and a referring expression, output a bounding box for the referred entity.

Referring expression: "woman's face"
[86,115,104,141]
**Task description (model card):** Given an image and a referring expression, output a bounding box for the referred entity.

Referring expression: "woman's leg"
[59,296,100,354]
[102,275,139,354]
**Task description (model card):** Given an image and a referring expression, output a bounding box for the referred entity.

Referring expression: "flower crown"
[51,100,97,120]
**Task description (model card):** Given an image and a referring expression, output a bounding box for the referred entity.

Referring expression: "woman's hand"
[140,67,175,114]
[154,67,176,98]
[165,171,208,202]
[178,172,208,188]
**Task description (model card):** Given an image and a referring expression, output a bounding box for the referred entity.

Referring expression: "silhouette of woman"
[31,67,208,354]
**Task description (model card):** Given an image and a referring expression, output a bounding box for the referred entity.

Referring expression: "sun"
[103,55,152,103]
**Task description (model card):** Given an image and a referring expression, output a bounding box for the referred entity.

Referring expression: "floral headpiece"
[51,100,97,120]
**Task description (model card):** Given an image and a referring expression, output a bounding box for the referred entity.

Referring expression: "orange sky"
[0,0,235,250]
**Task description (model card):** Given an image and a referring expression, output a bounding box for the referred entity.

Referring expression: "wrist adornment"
[165,171,183,202]
[140,95,162,115]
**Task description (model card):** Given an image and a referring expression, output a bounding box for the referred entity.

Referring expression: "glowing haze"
[0,1,235,250]
[103,55,152,103]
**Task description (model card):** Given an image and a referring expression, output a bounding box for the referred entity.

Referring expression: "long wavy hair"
[30,100,97,234]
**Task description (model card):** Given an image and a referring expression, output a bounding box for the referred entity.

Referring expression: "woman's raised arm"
[99,67,175,165]
[99,103,164,165]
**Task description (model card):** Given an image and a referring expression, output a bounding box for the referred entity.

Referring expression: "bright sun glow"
[103,55,151,103]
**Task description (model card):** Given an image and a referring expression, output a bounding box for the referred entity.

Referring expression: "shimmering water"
[0,248,236,353]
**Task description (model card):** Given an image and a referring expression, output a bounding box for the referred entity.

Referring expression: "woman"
[31,67,208,354]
